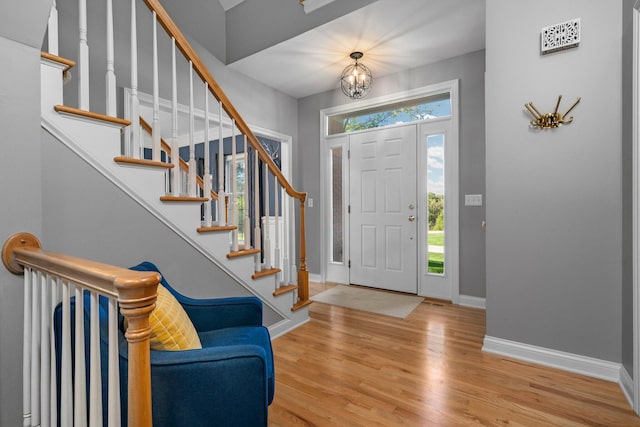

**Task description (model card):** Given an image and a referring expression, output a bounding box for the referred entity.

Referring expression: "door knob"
[408,215,415,222]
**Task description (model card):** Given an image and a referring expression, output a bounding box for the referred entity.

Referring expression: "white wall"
[486,0,623,361]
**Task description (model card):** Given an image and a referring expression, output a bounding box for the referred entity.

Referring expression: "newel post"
[297,196,309,302]
[115,273,160,427]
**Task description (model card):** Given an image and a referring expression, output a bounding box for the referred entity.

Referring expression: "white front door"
[349,125,417,293]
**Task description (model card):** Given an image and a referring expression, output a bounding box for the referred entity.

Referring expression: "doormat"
[311,285,423,319]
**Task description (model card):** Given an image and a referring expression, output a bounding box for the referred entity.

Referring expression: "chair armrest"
[147,345,270,427]
[178,296,263,332]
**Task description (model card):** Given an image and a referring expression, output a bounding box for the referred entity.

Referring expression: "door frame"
[320,79,459,302]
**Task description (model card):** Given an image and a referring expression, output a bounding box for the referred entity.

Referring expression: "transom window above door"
[327,93,451,136]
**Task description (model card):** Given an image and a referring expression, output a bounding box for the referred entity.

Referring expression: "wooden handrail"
[142,0,309,304]
[2,233,159,427]
[139,117,219,201]
[142,0,305,203]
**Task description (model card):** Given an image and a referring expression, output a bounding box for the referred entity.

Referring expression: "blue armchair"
[54,261,275,427]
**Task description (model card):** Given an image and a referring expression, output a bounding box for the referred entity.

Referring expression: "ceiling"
[218,0,245,12]
[226,0,485,99]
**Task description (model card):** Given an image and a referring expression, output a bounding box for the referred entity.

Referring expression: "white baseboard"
[309,273,322,283]
[482,336,621,382]
[620,365,634,409]
[268,317,311,340]
[459,295,486,309]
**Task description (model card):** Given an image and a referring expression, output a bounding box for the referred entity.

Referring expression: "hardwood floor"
[269,283,640,426]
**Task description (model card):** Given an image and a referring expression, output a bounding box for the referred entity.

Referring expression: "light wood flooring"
[268,282,640,426]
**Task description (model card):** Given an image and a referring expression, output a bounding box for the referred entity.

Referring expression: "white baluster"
[23,268,32,427]
[89,292,102,427]
[274,183,281,288]
[60,281,72,427]
[188,61,197,197]
[108,298,121,427]
[282,193,290,286]
[48,0,59,55]
[243,135,251,249]
[203,84,212,227]
[50,278,59,426]
[231,120,239,251]
[30,271,41,427]
[105,0,116,116]
[218,101,226,226]
[40,274,51,427]
[170,38,180,196]
[254,150,262,272]
[129,0,140,159]
[78,0,90,110]
[152,12,161,162]
[74,285,87,427]
[263,164,271,270]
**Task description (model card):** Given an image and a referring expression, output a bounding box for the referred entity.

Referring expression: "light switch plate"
[465,194,482,206]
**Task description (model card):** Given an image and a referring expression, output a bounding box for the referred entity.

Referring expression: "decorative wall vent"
[541,18,580,55]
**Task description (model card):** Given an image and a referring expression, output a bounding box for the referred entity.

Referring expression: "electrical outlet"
[465,194,482,206]
[308,198,313,208]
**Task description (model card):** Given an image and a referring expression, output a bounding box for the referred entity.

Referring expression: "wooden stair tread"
[273,284,297,297]
[227,248,261,259]
[41,52,75,72]
[114,156,174,169]
[291,299,313,312]
[54,105,130,127]
[160,195,209,202]
[197,225,237,233]
[252,268,281,280]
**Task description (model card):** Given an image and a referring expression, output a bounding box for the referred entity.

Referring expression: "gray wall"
[0,1,51,425]
[622,0,634,376]
[40,129,283,325]
[190,37,299,140]
[298,50,486,298]
[226,0,377,64]
[162,0,227,63]
[486,0,623,361]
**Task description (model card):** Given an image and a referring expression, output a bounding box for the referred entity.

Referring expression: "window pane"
[225,153,247,243]
[331,147,343,263]
[427,134,445,275]
[328,94,451,135]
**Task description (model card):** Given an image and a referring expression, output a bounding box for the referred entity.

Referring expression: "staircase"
[40,0,311,336]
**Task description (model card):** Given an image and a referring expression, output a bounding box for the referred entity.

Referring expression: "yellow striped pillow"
[149,284,202,351]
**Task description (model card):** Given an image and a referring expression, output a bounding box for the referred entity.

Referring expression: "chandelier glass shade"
[340,52,373,100]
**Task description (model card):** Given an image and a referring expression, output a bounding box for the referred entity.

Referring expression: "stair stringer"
[41,72,309,340]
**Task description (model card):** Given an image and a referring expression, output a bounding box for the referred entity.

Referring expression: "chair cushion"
[199,325,275,403]
[149,284,202,351]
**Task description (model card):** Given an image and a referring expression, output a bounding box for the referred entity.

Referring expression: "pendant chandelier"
[340,51,373,100]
